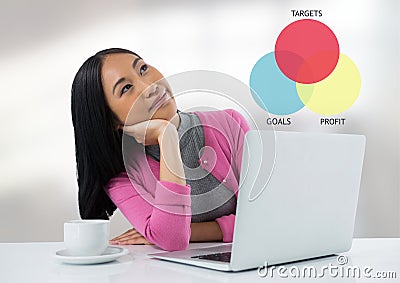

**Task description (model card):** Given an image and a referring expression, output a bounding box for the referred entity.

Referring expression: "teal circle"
[249,52,304,115]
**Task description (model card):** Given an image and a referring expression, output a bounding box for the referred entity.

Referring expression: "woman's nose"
[143,84,159,99]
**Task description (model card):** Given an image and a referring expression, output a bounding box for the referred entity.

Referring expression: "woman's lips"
[149,90,169,112]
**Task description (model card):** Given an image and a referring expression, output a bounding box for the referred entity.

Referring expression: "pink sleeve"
[227,108,251,137]
[215,109,250,242]
[215,214,236,242]
[105,173,192,251]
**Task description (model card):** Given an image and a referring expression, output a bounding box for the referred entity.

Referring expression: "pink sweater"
[104,109,250,251]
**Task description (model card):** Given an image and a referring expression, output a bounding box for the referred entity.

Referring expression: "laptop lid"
[230,130,366,271]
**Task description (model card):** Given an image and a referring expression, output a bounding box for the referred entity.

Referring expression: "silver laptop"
[147,130,366,272]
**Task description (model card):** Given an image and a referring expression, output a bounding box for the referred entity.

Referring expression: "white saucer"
[55,246,129,265]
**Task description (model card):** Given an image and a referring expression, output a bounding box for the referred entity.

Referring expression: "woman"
[71,48,250,251]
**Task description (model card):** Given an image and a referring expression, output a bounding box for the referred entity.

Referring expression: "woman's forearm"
[190,221,223,242]
[157,125,223,243]
[158,125,186,185]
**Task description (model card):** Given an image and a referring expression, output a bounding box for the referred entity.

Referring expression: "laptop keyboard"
[191,251,231,262]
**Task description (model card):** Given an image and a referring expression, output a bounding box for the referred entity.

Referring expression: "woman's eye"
[121,84,132,95]
[140,64,148,75]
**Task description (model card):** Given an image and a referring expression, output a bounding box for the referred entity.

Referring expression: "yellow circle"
[296,54,361,115]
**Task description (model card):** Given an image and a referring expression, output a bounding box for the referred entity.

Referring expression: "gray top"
[145,110,236,222]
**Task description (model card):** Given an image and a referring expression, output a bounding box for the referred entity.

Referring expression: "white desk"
[1,238,399,282]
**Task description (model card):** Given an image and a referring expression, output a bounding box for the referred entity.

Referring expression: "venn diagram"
[250,19,361,115]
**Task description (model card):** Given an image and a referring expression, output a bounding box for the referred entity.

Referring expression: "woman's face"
[101,53,177,129]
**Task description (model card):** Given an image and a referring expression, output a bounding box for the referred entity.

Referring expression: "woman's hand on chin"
[109,228,153,245]
[122,119,175,146]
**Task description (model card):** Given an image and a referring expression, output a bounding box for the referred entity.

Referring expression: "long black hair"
[71,48,141,219]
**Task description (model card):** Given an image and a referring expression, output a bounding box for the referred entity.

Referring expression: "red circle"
[275,19,339,84]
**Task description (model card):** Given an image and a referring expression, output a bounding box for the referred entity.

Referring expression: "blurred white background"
[0,0,398,242]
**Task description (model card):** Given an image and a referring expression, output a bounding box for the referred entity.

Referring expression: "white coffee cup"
[64,220,110,256]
